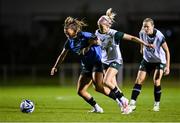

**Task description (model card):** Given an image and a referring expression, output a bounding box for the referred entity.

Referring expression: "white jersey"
[140,29,166,64]
[95,29,124,65]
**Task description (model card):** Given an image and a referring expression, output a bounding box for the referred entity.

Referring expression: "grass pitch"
[0,79,180,122]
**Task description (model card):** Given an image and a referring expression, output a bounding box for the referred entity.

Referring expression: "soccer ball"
[20,99,35,113]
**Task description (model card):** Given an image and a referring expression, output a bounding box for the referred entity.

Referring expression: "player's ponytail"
[97,8,116,27]
[106,8,116,22]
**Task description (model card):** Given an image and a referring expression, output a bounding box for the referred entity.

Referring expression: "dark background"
[1,0,180,66]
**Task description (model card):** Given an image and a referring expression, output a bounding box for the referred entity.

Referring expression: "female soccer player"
[129,18,170,112]
[95,8,154,111]
[51,16,125,113]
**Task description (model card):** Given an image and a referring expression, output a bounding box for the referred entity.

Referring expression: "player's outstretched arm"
[50,48,69,76]
[123,33,154,48]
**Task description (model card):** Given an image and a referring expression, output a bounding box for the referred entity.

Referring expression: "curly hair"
[64,16,87,33]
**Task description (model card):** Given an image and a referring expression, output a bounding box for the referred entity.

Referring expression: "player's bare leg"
[77,74,103,113]
[92,72,118,106]
[103,68,132,114]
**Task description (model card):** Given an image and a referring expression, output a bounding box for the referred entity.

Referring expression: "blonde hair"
[64,16,87,32]
[106,8,116,22]
[143,18,154,26]
[97,8,116,27]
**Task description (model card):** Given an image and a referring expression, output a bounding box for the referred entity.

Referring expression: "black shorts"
[80,61,103,77]
[139,59,166,75]
[102,62,122,71]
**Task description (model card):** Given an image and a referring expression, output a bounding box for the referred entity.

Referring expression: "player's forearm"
[131,36,147,46]
[79,39,101,55]
[166,50,170,68]
[80,45,91,55]
[53,55,63,68]
[163,43,170,68]
[53,50,67,68]
[89,39,101,46]
[124,34,146,46]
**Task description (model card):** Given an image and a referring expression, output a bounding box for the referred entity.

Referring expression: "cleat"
[120,97,129,108]
[88,107,104,113]
[118,103,124,113]
[153,105,159,112]
[129,104,136,111]
[121,105,132,114]
[129,100,136,111]
[153,102,160,112]
[119,97,132,114]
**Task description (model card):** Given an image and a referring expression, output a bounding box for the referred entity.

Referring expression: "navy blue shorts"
[80,61,103,77]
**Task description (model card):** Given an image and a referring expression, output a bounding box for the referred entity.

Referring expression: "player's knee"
[135,77,144,84]
[77,90,83,97]
[94,85,103,93]
[95,87,101,93]
[153,79,161,86]
[103,80,109,87]
[103,77,110,85]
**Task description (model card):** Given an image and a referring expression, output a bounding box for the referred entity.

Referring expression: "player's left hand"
[51,67,57,76]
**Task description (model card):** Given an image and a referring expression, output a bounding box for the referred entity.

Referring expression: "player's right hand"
[146,43,155,48]
[164,66,170,76]
[89,39,101,46]
[51,67,57,76]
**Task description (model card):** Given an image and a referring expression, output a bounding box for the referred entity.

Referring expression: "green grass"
[0,79,180,122]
